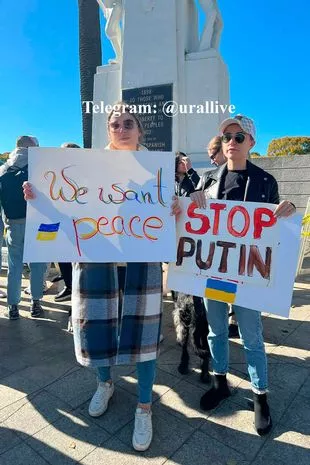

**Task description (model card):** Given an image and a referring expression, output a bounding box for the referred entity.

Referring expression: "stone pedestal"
[121,0,179,152]
[185,50,230,167]
[92,0,230,167]
[92,64,121,148]
[122,0,178,89]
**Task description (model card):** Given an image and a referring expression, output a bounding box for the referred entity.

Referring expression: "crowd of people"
[0,139,80,322]
[1,105,297,452]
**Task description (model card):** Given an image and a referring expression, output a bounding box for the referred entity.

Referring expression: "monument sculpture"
[92,0,230,167]
[96,0,123,64]
[198,0,223,51]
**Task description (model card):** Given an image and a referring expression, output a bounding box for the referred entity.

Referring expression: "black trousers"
[58,263,72,289]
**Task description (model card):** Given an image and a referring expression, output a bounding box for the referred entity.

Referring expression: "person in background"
[167,152,200,302]
[197,135,226,189]
[175,151,200,196]
[207,135,226,166]
[0,150,7,298]
[173,152,210,382]
[190,114,296,436]
[53,142,80,304]
[24,142,79,329]
[0,212,7,298]
[0,136,46,319]
[163,151,199,302]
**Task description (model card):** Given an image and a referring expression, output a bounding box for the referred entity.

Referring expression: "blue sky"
[0,0,309,155]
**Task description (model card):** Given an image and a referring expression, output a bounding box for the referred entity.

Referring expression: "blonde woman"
[24,103,177,452]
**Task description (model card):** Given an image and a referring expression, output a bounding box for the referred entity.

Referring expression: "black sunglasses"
[109,119,136,131]
[209,148,221,161]
[222,132,246,144]
[210,154,217,161]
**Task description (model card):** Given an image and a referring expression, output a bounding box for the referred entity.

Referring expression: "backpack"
[0,165,28,219]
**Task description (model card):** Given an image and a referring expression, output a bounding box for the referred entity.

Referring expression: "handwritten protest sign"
[168,198,302,317]
[24,148,175,263]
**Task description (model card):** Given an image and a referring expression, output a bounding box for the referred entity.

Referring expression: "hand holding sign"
[168,197,302,317]
[24,148,176,263]
[273,200,296,218]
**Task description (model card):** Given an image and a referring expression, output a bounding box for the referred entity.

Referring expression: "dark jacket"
[197,160,280,204]
[175,168,200,197]
[0,163,28,220]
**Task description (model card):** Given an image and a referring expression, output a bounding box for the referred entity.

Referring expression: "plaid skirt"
[71,262,162,367]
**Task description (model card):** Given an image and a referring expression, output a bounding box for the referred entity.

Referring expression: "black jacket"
[175,168,200,197]
[0,164,28,220]
[197,160,280,204]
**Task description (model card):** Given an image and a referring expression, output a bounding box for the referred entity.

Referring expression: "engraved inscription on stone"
[122,84,173,151]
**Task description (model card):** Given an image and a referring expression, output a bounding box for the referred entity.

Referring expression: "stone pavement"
[0,267,309,465]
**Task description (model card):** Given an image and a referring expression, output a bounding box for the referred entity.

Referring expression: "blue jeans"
[0,215,4,271]
[6,219,47,305]
[204,299,268,392]
[97,359,156,404]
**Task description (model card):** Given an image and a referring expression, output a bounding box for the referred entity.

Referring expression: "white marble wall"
[92,0,230,164]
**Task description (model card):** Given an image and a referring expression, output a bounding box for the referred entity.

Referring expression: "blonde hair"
[208,136,222,155]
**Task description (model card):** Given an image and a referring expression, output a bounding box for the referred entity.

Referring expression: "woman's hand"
[190,191,207,209]
[170,195,182,219]
[23,182,36,200]
[181,156,192,172]
[274,200,296,218]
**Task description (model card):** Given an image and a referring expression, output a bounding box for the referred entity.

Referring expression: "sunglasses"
[109,119,136,132]
[209,152,219,161]
[209,147,221,162]
[222,132,246,144]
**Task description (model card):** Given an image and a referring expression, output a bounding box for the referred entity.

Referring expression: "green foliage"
[0,152,9,165]
[267,136,310,157]
[250,151,261,158]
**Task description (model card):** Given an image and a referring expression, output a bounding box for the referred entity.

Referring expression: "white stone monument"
[96,0,123,64]
[92,0,230,168]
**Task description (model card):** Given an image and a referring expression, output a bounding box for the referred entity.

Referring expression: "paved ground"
[0,267,309,465]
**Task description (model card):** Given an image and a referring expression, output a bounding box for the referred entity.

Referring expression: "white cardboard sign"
[168,198,302,317]
[24,148,176,263]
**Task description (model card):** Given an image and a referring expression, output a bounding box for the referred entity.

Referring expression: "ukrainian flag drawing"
[36,222,60,241]
[205,278,237,304]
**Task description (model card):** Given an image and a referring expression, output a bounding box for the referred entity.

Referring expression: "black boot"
[253,393,272,436]
[51,274,63,283]
[200,358,211,384]
[31,300,43,318]
[200,374,231,411]
[54,286,72,302]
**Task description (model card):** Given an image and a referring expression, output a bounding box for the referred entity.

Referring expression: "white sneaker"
[132,408,153,452]
[88,382,114,417]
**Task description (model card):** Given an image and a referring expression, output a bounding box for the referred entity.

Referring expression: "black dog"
[173,292,211,383]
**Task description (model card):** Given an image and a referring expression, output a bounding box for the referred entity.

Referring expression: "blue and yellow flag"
[205,278,237,304]
[36,222,60,241]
